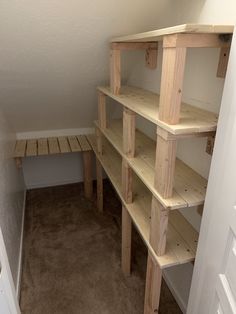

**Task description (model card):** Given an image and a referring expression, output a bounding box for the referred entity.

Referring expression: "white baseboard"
[16,190,27,299]
[163,263,194,313]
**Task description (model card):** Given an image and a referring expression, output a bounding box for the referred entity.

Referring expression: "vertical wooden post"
[96,158,103,212]
[150,196,169,256]
[159,36,187,124]
[145,44,158,69]
[110,46,121,95]
[98,91,107,129]
[123,108,135,158]
[82,151,93,199]
[96,127,103,155]
[122,159,133,204]
[217,47,230,78]
[122,206,132,276]
[154,128,177,198]
[144,252,162,314]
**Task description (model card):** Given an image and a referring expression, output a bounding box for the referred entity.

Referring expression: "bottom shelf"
[87,134,199,269]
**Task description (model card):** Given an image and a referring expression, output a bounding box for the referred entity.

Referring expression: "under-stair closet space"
[1,1,236,314]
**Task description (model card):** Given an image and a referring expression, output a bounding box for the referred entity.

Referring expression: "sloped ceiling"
[0,0,159,133]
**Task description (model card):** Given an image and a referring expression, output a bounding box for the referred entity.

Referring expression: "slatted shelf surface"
[111,24,234,43]
[98,86,218,136]
[87,134,199,269]
[95,119,207,209]
[14,135,92,158]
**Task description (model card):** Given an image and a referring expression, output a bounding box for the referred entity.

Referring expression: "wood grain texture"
[98,91,107,129]
[123,107,135,157]
[26,139,37,156]
[48,137,60,154]
[110,49,121,95]
[122,159,133,204]
[68,136,81,152]
[38,138,48,156]
[58,137,70,153]
[122,206,132,276]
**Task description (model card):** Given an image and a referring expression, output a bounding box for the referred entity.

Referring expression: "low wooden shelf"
[98,86,218,136]
[88,134,198,269]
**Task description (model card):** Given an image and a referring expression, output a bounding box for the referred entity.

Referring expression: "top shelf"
[111,24,234,43]
[98,86,218,136]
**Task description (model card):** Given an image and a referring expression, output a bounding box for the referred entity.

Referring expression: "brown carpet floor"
[20,180,182,314]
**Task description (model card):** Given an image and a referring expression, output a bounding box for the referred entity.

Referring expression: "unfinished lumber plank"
[58,137,70,153]
[144,253,162,314]
[150,197,169,256]
[48,137,60,154]
[83,151,93,199]
[123,108,135,158]
[110,48,121,95]
[26,139,37,156]
[159,46,187,124]
[38,138,48,156]
[122,206,132,276]
[154,133,177,198]
[68,136,81,152]
[146,44,158,69]
[98,91,107,129]
[15,140,27,158]
[217,47,230,78]
[122,159,133,204]
[77,135,91,152]
[96,157,103,212]
[111,42,157,50]
[96,128,103,154]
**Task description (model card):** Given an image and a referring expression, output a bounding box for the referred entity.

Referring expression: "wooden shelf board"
[87,134,199,269]
[95,120,207,209]
[98,86,218,135]
[111,24,234,43]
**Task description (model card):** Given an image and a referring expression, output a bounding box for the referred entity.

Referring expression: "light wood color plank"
[150,197,169,256]
[111,24,233,43]
[98,86,218,135]
[38,138,48,156]
[58,137,70,153]
[159,47,187,124]
[68,136,81,152]
[88,134,199,268]
[217,47,230,78]
[95,119,207,209]
[15,140,27,157]
[110,48,121,95]
[96,157,103,212]
[145,44,158,69]
[111,42,157,50]
[144,253,162,314]
[163,33,231,48]
[122,159,133,204]
[154,133,177,198]
[48,137,60,154]
[122,206,132,276]
[123,107,135,157]
[83,151,93,199]
[98,91,107,130]
[77,135,92,151]
[96,128,103,154]
[26,139,37,156]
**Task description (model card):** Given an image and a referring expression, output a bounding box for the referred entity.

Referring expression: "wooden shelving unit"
[89,23,234,313]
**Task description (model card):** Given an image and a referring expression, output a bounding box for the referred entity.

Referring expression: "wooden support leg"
[122,205,132,276]
[159,41,187,124]
[96,127,103,155]
[217,47,230,78]
[150,196,169,255]
[154,130,177,198]
[144,252,162,314]
[123,108,135,158]
[98,91,107,129]
[122,159,133,204]
[110,47,121,95]
[96,158,103,212]
[82,151,93,199]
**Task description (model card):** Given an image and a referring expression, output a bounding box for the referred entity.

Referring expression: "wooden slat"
[68,136,81,152]
[26,139,37,156]
[111,24,234,43]
[58,137,70,153]
[48,137,60,154]
[15,140,27,157]
[77,135,92,151]
[38,138,48,156]
[98,86,218,135]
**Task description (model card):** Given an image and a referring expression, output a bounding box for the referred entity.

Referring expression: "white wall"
[0,108,25,288]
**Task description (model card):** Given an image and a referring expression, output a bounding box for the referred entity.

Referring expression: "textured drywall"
[0,0,160,133]
[0,108,25,285]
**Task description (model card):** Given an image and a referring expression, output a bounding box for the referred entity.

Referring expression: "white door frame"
[187,28,236,313]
